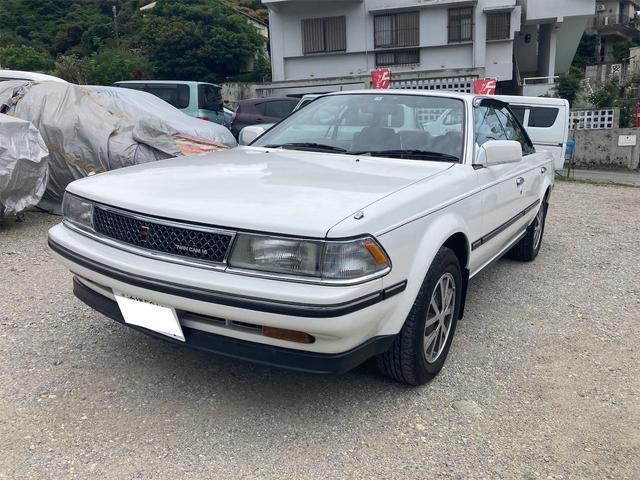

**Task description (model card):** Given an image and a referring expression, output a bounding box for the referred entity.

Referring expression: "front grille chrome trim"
[63,203,236,272]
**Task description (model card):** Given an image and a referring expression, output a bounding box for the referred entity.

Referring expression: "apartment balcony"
[594,14,640,40]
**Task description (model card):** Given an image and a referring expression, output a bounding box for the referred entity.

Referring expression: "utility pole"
[112,5,120,50]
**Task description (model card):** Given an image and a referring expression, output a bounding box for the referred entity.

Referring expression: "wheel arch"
[401,215,471,325]
[442,232,470,319]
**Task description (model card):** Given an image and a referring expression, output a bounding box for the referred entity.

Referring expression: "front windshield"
[252,94,465,162]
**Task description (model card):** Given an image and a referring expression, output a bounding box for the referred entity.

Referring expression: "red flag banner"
[371,68,391,89]
[473,78,497,95]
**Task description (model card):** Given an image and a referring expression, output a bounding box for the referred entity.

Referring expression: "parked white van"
[495,95,569,171]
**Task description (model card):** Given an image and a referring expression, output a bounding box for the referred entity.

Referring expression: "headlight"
[62,192,94,231]
[229,234,390,282]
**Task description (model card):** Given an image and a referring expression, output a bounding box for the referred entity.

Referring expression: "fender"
[377,211,471,336]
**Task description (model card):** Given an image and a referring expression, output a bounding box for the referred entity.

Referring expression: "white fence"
[569,108,618,130]
[390,76,476,93]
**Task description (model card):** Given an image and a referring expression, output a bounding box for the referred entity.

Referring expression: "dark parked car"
[230,97,298,137]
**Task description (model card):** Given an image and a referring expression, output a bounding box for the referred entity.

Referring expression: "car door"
[472,102,530,268]
[494,105,545,216]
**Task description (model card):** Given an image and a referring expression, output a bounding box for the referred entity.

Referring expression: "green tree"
[53,54,89,84]
[554,67,584,107]
[589,77,637,128]
[0,44,53,71]
[589,77,621,108]
[139,0,265,83]
[87,49,153,85]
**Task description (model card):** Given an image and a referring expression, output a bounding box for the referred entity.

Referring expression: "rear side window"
[198,84,222,111]
[263,100,298,118]
[119,83,190,109]
[255,102,268,116]
[528,107,559,128]
[509,105,526,125]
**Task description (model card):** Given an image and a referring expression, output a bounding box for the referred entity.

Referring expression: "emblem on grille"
[174,244,208,256]
[137,225,150,242]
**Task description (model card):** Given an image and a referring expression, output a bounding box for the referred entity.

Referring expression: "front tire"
[507,201,547,262]
[376,247,462,385]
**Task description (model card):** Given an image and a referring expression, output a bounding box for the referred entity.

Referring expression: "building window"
[448,7,473,43]
[375,49,420,67]
[374,12,419,48]
[486,12,511,40]
[302,16,346,54]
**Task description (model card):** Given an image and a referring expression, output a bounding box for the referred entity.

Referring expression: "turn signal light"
[364,241,388,265]
[262,326,314,344]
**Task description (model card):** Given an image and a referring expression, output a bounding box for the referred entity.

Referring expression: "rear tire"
[507,201,547,262]
[376,247,462,386]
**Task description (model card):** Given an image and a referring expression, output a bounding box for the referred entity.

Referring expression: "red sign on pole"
[473,78,497,95]
[371,68,391,89]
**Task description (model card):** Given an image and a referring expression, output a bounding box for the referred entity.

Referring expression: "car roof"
[0,69,67,82]
[325,89,566,106]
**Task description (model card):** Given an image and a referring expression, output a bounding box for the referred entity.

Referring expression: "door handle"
[541,166,547,174]
[516,177,525,187]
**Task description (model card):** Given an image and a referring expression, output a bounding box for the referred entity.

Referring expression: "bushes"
[0,45,53,71]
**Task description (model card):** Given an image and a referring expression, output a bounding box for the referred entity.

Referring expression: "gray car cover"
[0,113,49,216]
[0,81,236,212]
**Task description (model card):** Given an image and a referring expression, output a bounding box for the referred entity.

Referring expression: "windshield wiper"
[352,149,459,162]
[264,142,348,153]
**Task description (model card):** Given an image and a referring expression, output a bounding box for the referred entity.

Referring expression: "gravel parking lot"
[1,181,638,479]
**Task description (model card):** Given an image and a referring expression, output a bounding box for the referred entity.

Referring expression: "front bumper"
[73,277,395,374]
[48,222,407,362]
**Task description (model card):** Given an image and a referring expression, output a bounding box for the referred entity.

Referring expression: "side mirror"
[239,125,267,146]
[476,140,522,167]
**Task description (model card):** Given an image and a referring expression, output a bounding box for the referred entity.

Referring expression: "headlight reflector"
[62,192,94,231]
[229,234,390,282]
[230,235,322,277]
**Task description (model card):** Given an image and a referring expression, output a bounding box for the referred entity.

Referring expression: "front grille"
[93,207,233,264]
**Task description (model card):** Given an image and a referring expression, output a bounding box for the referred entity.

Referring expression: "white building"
[260,0,595,96]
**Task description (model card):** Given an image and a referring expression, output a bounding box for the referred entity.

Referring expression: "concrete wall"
[266,0,518,82]
[222,83,259,105]
[572,128,640,170]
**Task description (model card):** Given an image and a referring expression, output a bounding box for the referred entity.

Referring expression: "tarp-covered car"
[0,113,49,216]
[0,81,236,212]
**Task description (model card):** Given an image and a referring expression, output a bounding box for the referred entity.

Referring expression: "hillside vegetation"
[0,0,270,84]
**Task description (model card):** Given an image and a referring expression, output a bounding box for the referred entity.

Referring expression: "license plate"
[114,292,185,342]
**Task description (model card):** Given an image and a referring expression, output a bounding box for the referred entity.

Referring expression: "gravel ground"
[1,181,638,479]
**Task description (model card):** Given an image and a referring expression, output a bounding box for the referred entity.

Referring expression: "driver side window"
[474,106,507,145]
[495,107,536,156]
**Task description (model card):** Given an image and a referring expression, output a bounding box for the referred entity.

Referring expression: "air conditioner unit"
[596,4,606,12]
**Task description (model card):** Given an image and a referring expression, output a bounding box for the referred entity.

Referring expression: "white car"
[48,90,556,385]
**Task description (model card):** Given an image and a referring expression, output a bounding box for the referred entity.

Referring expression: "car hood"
[68,147,452,237]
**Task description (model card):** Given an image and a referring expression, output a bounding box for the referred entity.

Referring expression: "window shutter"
[302,18,325,54]
[325,16,346,52]
[397,12,419,47]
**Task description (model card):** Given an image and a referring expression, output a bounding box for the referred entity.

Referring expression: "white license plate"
[114,292,185,342]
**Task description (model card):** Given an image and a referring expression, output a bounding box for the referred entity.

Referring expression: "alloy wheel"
[423,272,456,364]
[533,206,544,250]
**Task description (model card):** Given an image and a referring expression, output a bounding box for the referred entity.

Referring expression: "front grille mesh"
[93,207,232,263]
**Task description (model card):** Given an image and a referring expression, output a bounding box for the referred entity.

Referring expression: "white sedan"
[48,90,556,385]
